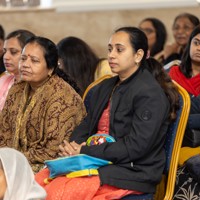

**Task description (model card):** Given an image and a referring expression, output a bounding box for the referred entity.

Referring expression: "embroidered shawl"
[169,65,200,96]
[0,75,86,173]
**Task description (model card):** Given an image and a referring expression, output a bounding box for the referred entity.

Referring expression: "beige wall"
[1,6,200,58]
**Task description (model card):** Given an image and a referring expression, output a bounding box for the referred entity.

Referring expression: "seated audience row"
[0,11,199,199]
[138,13,199,70]
[35,26,179,199]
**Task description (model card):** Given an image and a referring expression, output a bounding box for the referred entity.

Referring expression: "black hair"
[6,29,35,49]
[57,36,99,96]
[140,18,167,57]
[25,36,80,94]
[0,25,5,40]
[180,24,200,78]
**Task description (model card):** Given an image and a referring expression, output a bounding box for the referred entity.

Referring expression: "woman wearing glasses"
[139,17,167,64]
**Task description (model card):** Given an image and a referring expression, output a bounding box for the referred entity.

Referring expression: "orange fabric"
[35,100,143,199]
[97,101,110,134]
[35,168,142,200]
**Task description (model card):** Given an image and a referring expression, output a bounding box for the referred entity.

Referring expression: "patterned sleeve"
[23,87,86,173]
[0,83,24,147]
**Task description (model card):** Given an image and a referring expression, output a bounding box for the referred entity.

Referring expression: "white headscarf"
[0,148,46,200]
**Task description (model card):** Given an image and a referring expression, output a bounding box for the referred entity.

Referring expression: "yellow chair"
[94,58,113,81]
[162,81,191,200]
[83,74,112,112]
[154,81,191,200]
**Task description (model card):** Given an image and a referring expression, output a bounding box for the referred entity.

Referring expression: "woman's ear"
[135,49,144,63]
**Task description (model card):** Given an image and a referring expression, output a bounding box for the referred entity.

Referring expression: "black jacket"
[70,67,170,193]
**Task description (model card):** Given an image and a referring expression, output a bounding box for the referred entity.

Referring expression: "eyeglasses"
[140,28,155,35]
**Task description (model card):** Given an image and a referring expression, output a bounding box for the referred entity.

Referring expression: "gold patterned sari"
[0,75,86,173]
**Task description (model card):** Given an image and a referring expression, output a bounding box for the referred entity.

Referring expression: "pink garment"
[0,72,15,111]
[97,101,110,134]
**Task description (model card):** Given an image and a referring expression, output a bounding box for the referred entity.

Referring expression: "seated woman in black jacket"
[35,26,179,200]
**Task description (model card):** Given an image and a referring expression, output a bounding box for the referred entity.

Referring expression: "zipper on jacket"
[131,162,134,167]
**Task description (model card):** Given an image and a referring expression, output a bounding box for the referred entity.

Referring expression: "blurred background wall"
[0,1,199,58]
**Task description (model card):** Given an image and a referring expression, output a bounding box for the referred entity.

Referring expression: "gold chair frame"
[163,81,191,200]
[82,74,112,102]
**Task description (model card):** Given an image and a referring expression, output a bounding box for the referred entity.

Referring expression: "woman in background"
[0,29,35,111]
[57,36,113,96]
[0,36,86,173]
[139,17,167,63]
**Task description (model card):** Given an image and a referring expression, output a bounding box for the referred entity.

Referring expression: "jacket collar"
[118,65,142,86]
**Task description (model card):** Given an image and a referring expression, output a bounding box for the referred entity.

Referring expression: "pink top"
[0,72,15,111]
[97,101,110,134]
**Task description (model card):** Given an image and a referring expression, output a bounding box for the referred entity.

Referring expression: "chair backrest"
[162,81,190,200]
[163,59,181,72]
[83,74,112,112]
